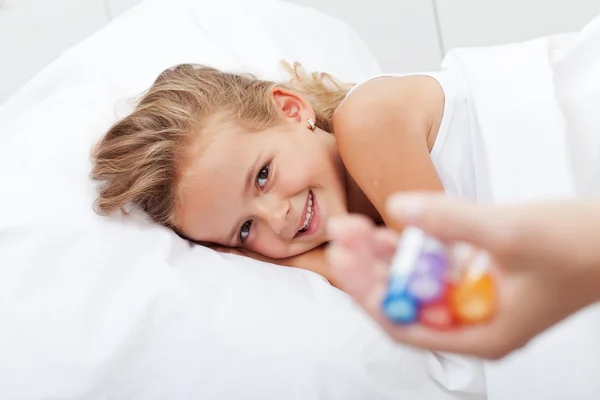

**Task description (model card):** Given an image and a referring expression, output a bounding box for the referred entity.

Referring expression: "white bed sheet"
[438,13,600,399]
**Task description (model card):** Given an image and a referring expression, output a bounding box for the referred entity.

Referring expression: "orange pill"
[450,273,495,324]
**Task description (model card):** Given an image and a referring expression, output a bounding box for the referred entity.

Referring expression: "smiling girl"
[91,61,462,284]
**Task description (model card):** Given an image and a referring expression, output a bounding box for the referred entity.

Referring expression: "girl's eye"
[256,163,270,189]
[239,220,252,242]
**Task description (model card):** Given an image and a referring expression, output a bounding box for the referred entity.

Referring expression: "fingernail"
[386,195,422,221]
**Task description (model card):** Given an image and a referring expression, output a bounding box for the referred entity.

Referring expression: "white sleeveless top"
[343,71,478,200]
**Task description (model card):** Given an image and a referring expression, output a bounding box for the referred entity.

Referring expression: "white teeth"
[300,192,314,231]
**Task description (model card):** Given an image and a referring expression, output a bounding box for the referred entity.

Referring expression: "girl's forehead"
[181,123,274,191]
[187,137,250,179]
[187,114,241,154]
[191,121,282,160]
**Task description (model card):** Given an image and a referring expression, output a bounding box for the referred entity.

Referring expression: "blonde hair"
[90,62,353,229]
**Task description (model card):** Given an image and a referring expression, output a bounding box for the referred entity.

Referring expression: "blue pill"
[382,290,418,324]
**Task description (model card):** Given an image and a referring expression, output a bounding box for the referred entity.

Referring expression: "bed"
[0,0,486,399]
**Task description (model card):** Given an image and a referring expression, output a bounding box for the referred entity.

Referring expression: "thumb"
[386,192,501,249]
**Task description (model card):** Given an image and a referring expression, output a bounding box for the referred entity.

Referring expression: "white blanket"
[438,13,600,400]
[0,0,484,399]
[4,0,598,398]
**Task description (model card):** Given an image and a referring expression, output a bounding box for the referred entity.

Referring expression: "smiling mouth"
[295,190,314,237]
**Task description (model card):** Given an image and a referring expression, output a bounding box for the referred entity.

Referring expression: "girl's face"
[176,90,349,258]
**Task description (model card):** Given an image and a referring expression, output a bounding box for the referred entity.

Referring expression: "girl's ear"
[271,87,313,122]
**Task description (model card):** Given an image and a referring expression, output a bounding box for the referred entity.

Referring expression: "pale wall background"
[1,0,600,104]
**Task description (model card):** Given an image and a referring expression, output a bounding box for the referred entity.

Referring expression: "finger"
[326,243,387,302]
[356,285,514,359]
[386,192,508,250]
[372,228,399,264]
[327,216,390,272]
[386,322,512,359]
[353,259,522,359]
[327,214,376,246]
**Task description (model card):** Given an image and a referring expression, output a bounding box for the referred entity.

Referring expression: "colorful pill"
[406,251,448,304]
[418,295,457,330]
[382,226,496,329]
[450,272,495,324]
[382,228,426,324]
[382,279,419,324]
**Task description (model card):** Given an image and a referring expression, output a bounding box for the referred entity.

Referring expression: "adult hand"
[326,193,600,359]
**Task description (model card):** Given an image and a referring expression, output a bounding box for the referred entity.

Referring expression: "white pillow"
[0,0,485,398]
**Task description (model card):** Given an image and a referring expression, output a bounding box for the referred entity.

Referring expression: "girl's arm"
[332,75,446,231]
[212,244,337,285]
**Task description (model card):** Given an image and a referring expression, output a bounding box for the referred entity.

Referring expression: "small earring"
[307,118,316,132]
